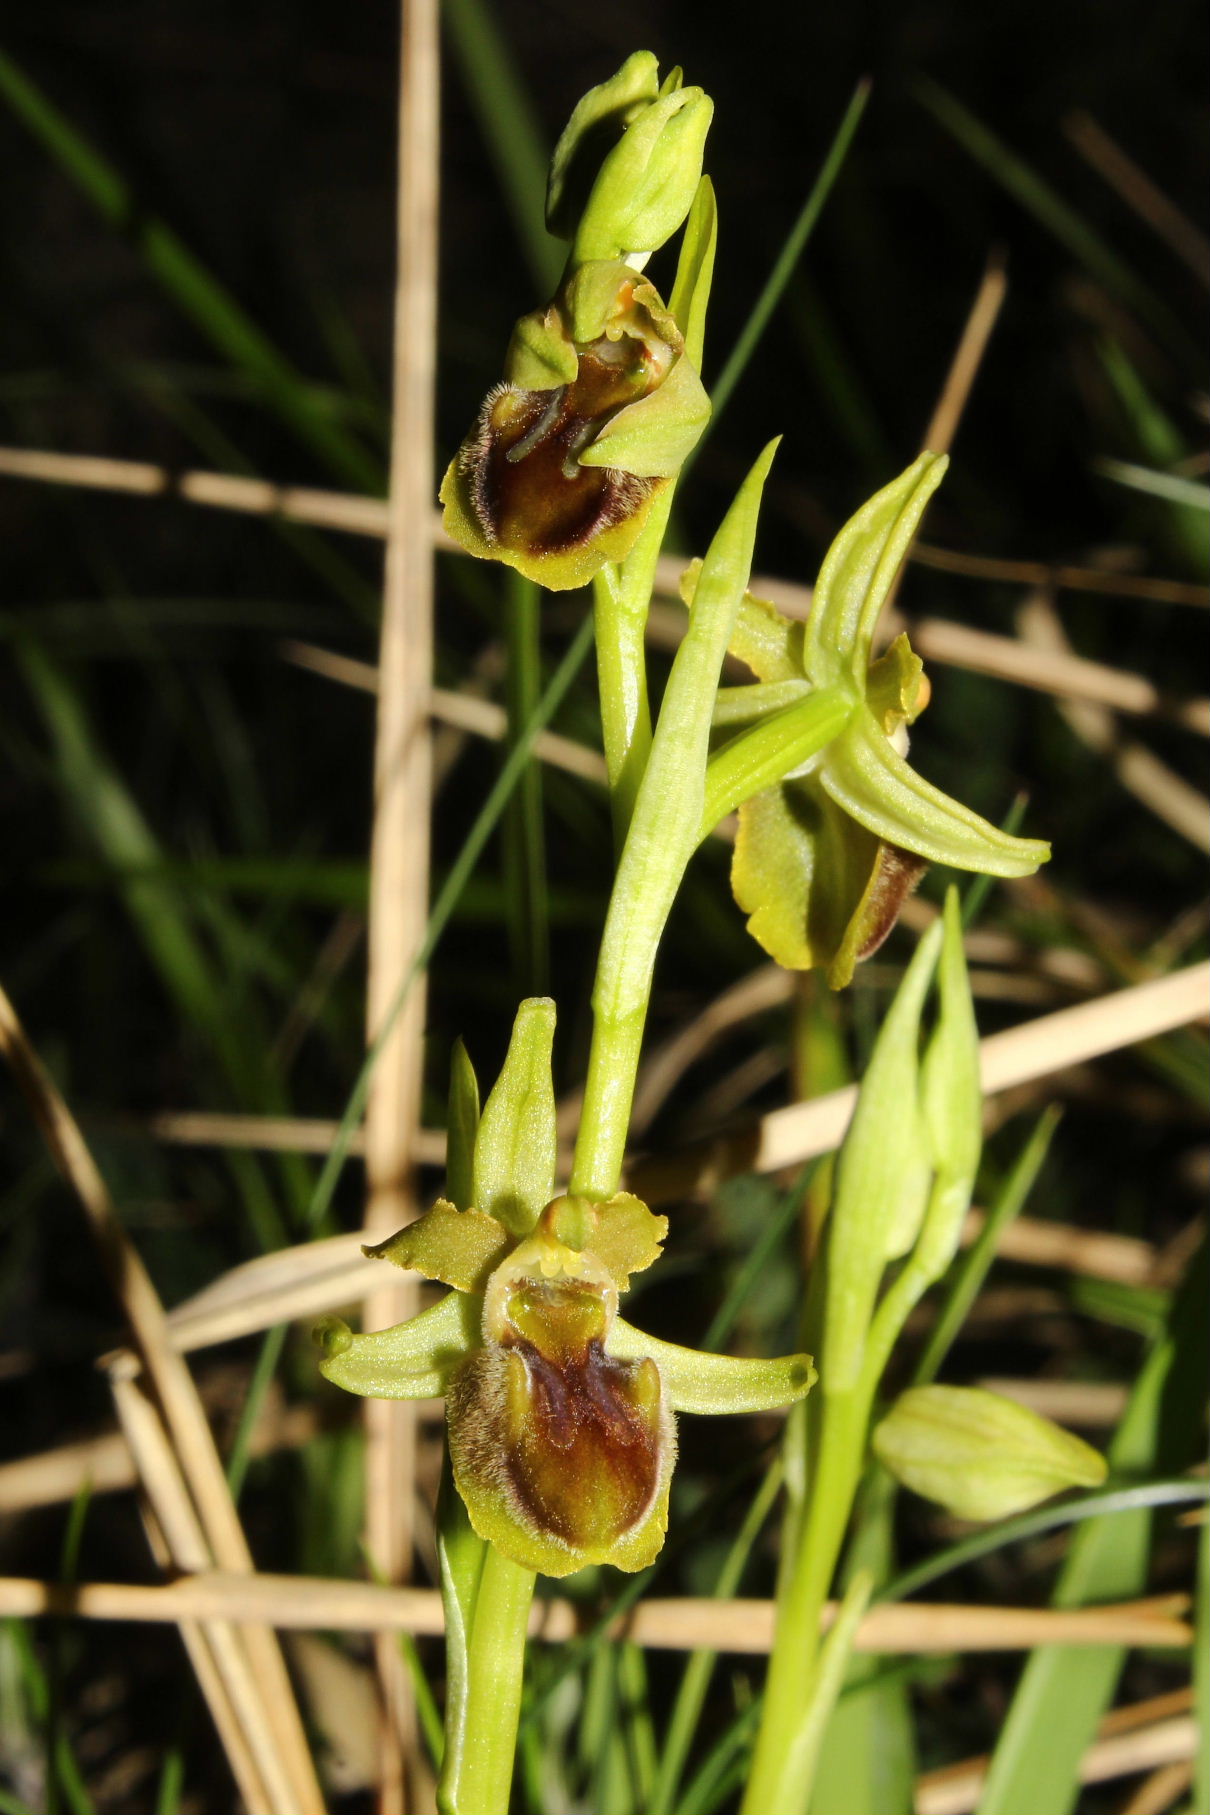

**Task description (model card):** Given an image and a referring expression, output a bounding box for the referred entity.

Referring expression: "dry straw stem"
[0,981,325,1814]
[0,1574,1189,1653]
[359,1,440,1801]
[920,251,1008,455]
[109,1361,293,1815]
[0,1392,328,1516]
[634,958,1210,1197]
[915,1688,1197,1815]
[282,640,610,783]
[1017,593,1210,850]
[972,1378,1128,1426]
[1064,111,1210,288]
[1118,1759,1194,1815]
[3,442,1206,724]
[630,959,1210,1200]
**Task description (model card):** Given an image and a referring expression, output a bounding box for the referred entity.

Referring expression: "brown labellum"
[460,343,662,562]
[854,843,929,964]
[447,1275,675,1576]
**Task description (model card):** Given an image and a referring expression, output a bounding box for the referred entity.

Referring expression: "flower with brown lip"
[317,1189,814,1577]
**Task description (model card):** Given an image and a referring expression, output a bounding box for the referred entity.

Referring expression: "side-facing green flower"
[694,453,1050,984]
[440,54,712,592]
[317,1003,813,1578]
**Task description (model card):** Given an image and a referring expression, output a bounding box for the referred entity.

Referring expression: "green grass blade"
[881,1478,1206,1604]
[0,44,382,492]
[976,1232,1209,1815]
[700,1162,817,1352]
[442,0,563,293]
[705,80,870,435]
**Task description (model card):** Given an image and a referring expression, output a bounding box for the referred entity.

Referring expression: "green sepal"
[315,1290,480,1400]
[668,175,717,371]
[577,350,710,478]
[545,51,661,241]
[873,1385,1108,1521]
[503,304,579,390]
[820,707,1052,876]
[805,452,948,687]
[610,1318,816,1415]
[363,1199,511,1293]
[473,997,558,1237]
[822,922,942,1392]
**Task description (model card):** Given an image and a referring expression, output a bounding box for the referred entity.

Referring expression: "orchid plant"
[316,53,1099,1815]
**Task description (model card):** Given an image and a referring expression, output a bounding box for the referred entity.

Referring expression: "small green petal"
[729,593,806,684]
[363,1199,511,1293]
[610,1318,815,1415]
[821,707,1051,876]
[544,1192,668,1291]
[315,1290,479,1400]
[865,632,927,731]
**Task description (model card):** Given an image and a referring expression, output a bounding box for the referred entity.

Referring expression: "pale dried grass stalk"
[1017,593,1210,850]
[0,982,324,1813]
[109,1363,291,1815]
[916,1695,1198,1815]
[0,1573,1189,1653]
[629,959,1210,1200]
[361,0,441,1801]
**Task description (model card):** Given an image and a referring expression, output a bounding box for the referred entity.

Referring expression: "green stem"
[742,1388,867,1814]
[437,1542,536,1815]
[573,442,781,1196]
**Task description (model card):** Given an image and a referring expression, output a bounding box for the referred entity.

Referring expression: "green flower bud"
[544,52,712,262]
[873,1385,1108,1521]
[441,265,709,591]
